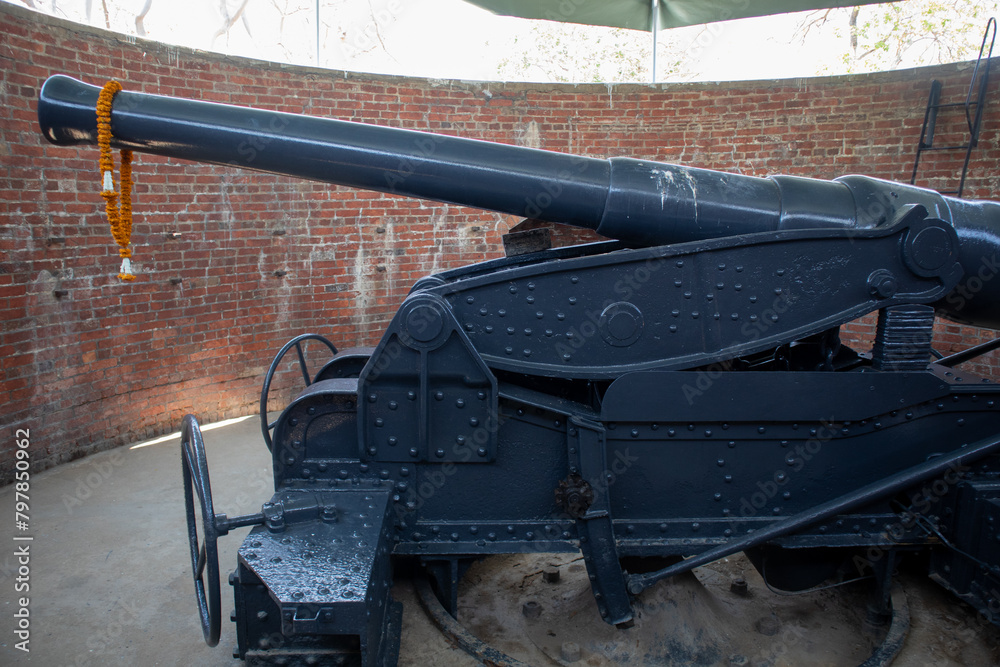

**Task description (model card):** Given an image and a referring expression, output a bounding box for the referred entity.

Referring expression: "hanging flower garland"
[96,80,136,281]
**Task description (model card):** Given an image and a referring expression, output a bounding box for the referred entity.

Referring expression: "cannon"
[39,75,1000,665]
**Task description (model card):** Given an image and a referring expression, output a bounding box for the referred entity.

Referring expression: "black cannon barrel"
[36,75,836,241]
[37,75,1000,329]
[39,74,613,229]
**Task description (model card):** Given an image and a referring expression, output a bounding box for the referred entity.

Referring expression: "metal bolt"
[730,577,748,596]
[522,600,542,619]
[543,567,560,583]
[755,615,780,636]
[868,271,897,299]
[560,642,581,662]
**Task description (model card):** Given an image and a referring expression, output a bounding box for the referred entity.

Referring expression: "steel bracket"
[567,416,634,626]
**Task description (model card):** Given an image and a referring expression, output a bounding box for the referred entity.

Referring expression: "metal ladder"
[910,17,996,198]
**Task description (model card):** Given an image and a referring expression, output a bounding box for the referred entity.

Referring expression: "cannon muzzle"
[38,75,1000,329]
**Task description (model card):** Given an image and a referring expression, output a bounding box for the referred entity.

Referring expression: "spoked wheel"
[180,414,222,647]
[259,333,337,451]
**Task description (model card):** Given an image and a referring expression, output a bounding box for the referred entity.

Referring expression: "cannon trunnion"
[39,76,1000,665]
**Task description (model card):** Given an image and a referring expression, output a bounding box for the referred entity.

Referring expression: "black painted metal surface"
[37,75,1000,328]
[35,76,1000,665]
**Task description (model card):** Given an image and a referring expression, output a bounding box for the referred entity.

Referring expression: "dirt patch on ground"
[398,552,1000,666]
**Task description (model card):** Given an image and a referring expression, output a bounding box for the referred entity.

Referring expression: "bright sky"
[6,0,996,82]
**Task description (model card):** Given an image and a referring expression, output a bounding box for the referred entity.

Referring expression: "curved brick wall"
[2,3,998,480]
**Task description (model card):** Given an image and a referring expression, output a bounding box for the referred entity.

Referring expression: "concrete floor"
[0,415,476,667]
[1,414,998,666]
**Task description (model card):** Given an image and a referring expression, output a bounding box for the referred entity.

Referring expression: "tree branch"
[135,0,153,37]
[212,0,251,46]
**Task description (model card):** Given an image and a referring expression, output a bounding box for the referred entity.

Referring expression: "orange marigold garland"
[96,80,137,281]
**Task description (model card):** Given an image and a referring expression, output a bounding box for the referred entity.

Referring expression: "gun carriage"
[38,75,1000,665]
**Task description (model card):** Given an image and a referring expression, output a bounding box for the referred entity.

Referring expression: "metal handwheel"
[180,414,265,647]
[180,414,222,647]
[259,333,338,451]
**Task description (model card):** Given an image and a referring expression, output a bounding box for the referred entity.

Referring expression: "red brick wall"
[2,4,998,479]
